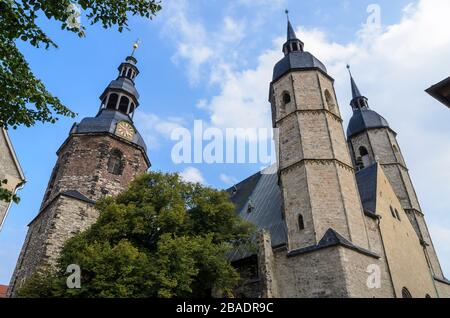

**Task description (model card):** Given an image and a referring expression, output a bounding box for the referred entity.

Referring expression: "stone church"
[8,18,450,298]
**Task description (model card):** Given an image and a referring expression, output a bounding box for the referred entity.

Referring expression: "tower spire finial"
[283,10,304,55]
[131,39,141,57]
[285,9,290,21]
[347,64,369,110]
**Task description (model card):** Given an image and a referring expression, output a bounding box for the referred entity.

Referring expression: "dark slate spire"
[287,20,297,41]
[282,10,304,56]
[346,65,391,138]
[347,65,369,111]
[98,41,142,118]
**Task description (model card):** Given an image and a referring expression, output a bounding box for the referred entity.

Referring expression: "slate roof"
[228,163,382,260]
[61,190,96,205]
[100,77,140,102]
[426,76,450,108]
[72,109,147,152]
[350,74,363,100]
[273,51,328,82]
[287,20,297,41]
[347,109,391,138]
[287,228,379,259]
[355,164,379,216]
[227,165,286,261]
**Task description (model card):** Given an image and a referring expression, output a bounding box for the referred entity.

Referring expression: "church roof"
[72,109,147,152]
[100,77,140,102]
[347,109,391,138]
[355,164,379,216]
[227,165,287,260]
[273,51,328,82]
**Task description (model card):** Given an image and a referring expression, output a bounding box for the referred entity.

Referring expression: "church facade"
[229,19,450,298]
[8,18,450,298]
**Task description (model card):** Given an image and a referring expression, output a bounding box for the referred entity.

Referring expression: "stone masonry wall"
[272,246,349,298]
[8,196,97,296]
[42,134,149,208]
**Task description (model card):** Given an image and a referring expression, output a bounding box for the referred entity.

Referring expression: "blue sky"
[1,0,450,285]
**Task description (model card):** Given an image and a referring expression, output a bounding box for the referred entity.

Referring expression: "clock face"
[116,121,135,141]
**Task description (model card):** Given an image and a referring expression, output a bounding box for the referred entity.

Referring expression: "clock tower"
[8,51,150,296]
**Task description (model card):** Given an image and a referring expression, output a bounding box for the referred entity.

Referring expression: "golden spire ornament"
[131,39,141,57]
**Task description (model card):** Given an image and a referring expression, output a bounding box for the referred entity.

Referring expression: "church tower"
[8,49,150,296]
[270,18,370,252]
[346,68,445,280]
[264,16,395,297]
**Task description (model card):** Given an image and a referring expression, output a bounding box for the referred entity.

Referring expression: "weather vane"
[131,39,142,57]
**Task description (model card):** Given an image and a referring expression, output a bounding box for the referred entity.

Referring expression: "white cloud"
[134,111,185,149]
[219,173,238,186]
[179,167,206,185]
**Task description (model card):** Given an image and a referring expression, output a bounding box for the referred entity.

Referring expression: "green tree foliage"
[0,0,162,129]
[0,179,20,203]
[17,172,255,298]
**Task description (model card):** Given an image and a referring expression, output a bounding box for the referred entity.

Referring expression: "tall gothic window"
[118,96,130,114]
[390,206,397,219]
[395,208,401,221]
[298,214,305,231]
[107,149,124,176]
[106,93,119,110]
[402,287,412,298]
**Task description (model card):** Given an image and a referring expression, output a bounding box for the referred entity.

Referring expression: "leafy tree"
[17,172,255,298]
[0,179,20,203]
[0,0,162,129]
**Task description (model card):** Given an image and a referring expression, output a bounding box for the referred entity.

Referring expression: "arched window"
[324,90,337,113]
[106,93,119,110]
[359,147,369,157]
[127,68,133,78]
[118,96,130,114]
[390,206,397,219]
[292,42,299,52]
[402,287,412,298]
[298,214,305,231]
[107,149,124,176]
[395,209,401,221]
[359,146,371,168]
[283,92,291,105]
[129,103,135,114]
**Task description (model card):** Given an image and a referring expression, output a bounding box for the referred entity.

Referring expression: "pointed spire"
[347,65,369,111]
[282,10,304,55]
[347,65,362,99]
[286,10,298,40]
